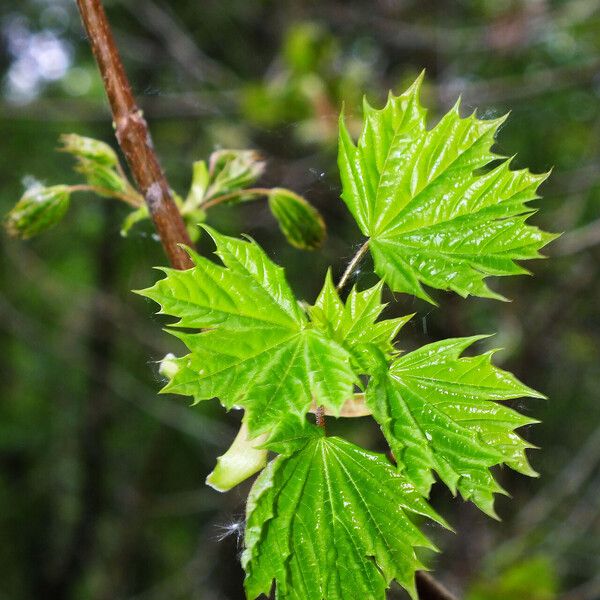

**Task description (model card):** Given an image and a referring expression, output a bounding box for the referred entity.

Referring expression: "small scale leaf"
[120,205,149,237]
[268,187,326,249]
[60,133,128,196]
[243,435,447,600]
[4,185,70,239]
[206,422,268,492]
[185,160,210,208]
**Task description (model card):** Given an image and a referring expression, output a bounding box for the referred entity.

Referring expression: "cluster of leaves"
[3,136,325,251]
[3,134,139,239]
[139,75,556,599]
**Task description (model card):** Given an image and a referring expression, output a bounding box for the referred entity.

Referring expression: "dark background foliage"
[1,1,599,599]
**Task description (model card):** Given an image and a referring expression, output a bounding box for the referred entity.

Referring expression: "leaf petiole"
[67,183,143,208]
[336,239,370,292]
[200,187,272,209]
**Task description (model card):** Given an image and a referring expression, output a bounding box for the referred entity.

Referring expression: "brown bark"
[76,0,193,270]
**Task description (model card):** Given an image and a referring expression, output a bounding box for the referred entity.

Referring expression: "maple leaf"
[243,432,447,600]
[338,73,557,303]
[308,270,412,373]
[367,336,544,516]
[138,227,357,437]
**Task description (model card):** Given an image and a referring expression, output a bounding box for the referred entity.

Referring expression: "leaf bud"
[4,184,70,239]
[268,188,325,249]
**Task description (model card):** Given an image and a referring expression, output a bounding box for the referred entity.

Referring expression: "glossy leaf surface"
[367,336,543,516]
[309,271,411,372]
[138,228,356,437]
[243,434,446,600]
[338,74,556,302]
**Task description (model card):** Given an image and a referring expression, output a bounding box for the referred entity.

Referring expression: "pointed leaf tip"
[337,74,554,302]
[243,437,446,599]
[368,335,543,515]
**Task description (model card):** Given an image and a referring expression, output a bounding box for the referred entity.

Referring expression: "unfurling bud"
[4,184,70,239]
[75,159,127,195]
[59,133,119,166]
[206,149,266,201]
[60,134,128,196]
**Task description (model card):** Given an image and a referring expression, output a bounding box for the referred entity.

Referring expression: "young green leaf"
[138,228,357,438]
[268,187,326,249]
[4,185,70,239]
[367,336,543,517]
[338,74,556,303]
[185,160,210,207]
[308,270,411,373]
[243,435,446,600]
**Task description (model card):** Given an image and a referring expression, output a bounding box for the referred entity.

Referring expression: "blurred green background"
[1,1,599,599]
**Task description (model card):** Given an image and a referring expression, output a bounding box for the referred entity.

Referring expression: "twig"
[310,395,372,418]
[43,204,119,596]
[76,0,194,270]
[315,405,326,431]
[337,240,370,291]
[201,187,273,210]
[316,236,371,435]
[127,0,239,87]
[416,571,458,600]
[553,218,600,255]
[68,184,143,208]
